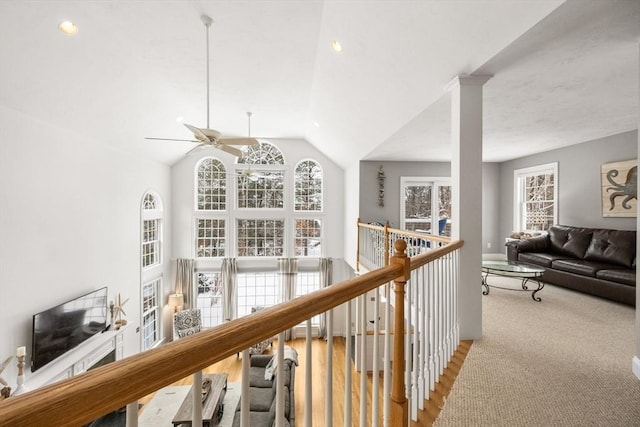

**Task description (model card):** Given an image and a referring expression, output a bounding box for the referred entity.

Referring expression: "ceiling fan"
[145,14,259,157]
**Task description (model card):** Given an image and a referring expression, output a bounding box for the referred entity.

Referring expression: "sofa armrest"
[505,235,549,261]
[250,354,273,368]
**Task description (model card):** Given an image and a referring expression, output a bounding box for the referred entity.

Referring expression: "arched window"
[237,142,284,165]
[294,160,322,211]
[196,157,226,211]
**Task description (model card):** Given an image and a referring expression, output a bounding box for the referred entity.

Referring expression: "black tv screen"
[31,287,108,372]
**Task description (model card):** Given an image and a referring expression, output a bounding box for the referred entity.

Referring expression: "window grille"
[196,158,226,211]
[294,160,322,211]
[237,219,285,257]
[295,219,322,257]
[196,218,226,258]
[142,278,161,350]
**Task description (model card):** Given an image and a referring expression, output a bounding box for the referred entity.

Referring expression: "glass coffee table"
[481,260,546,302]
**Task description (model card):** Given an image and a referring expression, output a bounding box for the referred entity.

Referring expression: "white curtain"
[318,258,333,338]
[175,259,194,309]
[278,258,298,340]
[221,258,238,321]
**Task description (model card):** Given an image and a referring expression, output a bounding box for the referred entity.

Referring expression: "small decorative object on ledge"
[377,165,385,207]
[113,293,130,330]
[0,355,13,399]
[13,347,28,396]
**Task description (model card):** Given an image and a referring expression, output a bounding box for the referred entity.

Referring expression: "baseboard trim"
[633,356,640,381]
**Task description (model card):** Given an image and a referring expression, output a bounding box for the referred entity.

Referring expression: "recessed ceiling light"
[331,40,343,53]
[58,21,78,35]
[176,116,184,123]
[313,122,320,128]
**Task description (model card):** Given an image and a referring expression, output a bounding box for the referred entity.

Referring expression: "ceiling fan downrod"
[201,14,213,129]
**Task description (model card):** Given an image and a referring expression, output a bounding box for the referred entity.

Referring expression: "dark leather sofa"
[506,225,636,306]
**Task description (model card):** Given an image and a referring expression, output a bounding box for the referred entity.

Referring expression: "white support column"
[446,74,491,340]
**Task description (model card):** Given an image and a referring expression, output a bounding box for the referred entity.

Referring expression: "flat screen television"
[31,287,108,372]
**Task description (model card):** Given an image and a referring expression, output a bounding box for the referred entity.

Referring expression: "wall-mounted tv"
[31,287,108,372]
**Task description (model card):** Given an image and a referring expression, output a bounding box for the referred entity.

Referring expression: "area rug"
[139,382,241,427]
[435,278,640,426]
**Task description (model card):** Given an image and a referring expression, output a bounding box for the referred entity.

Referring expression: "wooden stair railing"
[0,244,404,426]
[0,239,463,427]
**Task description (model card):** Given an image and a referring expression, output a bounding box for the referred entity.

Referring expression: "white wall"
[0,106,172,388]
[499,130,638,239]
[343,162,361,269]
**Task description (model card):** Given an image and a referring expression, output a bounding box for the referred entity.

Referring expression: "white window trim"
[399,176,451,233]
[513,162,558,232]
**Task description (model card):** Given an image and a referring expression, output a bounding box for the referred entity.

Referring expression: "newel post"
[390,239,410,426]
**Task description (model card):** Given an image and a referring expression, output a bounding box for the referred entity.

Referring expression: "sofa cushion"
[548,225,593,258]
[518,252,570,268]
[250,366,274,388]
[249,386,275,412]
[551,259,614,277]
[231,409,275,427]
[268,386,291,418]
[584,229,636,268]
[596,269,637,286]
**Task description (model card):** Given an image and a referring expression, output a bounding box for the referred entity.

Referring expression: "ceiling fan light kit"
[145,14,258,158]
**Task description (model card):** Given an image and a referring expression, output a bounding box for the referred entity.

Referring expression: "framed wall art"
[601,159,637,217]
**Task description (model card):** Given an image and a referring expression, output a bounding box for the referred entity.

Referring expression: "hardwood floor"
[140,338,472,426]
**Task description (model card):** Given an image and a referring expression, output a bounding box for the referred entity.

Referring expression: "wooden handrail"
[0,262,404,426]
[409,240,464,270]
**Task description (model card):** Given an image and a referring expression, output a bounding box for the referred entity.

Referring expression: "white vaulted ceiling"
[0,1,638,168]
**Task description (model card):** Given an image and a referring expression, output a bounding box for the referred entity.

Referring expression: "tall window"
[141,192,163,351]
[400,177,451,236]
[197,158,226,211]
[141,278,161,350]
[142,193,162,267]
[295,160,322,211]
[237,272,280,317]
[237,171,285,209]
[196,272,224,327]
[196,157,227,258]
[514,163,558,232]
[296,272,321,326]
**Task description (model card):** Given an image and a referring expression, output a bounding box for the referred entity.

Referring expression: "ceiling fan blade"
[184,123,210,142]
[145,137,200,143]
[217,144,244,157]
[220,137,259,146]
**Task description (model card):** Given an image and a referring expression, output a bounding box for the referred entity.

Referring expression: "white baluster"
[326,308,334,426]
[345,300,352,427]
[372,287,380,427]
[411,270,419,421]
[192,370,203,427]
[275,334,285,427]
[428,262,436,392]
[305,319,312,427]
[359,294,367,427]
[418,265,427,406]
[125,402,138,427]
[241,349,250,427]
[383,283,391,427]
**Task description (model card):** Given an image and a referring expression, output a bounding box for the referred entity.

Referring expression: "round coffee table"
[481,260,546,302]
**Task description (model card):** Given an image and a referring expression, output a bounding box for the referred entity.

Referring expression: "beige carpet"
[435,276,640,427]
